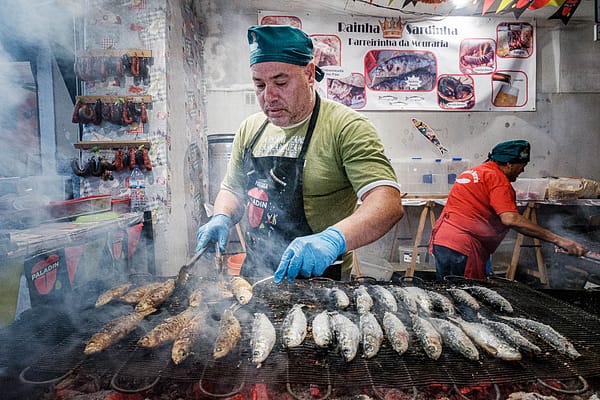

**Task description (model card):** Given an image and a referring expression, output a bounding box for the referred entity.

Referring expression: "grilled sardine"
[213,308,241,359]
[188,287,203,308]
[84,308,155,354]
[171,305,208,365]
[427,290,455,316]
[230,276,253,305]
[312,310,334,348]
[446,288,480,310]
[382,311,409,355]
[119,282,163,303]
[281,304,307,348]
[450,317,521,361]
[328,287,350,309]
[135,279,176,312]
[429,317,479,361]
[466,286,513,313]
[389,286,418,314]
[354,286,373,314]
[251,313,276,367]
[359,312,384,359]
[330,312,360,362]
[370,285,398,313]
[411,313,443,360]
[137,307,197,348]
[95,284,131,307]
[500,316,580,359]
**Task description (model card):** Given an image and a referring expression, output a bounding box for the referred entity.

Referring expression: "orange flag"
[482,0,496,14]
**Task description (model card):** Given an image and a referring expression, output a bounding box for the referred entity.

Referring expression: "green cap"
[488,140,531,163]
[247,25,324,81]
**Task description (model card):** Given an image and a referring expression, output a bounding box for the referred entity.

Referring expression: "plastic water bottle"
[129,165,146,212]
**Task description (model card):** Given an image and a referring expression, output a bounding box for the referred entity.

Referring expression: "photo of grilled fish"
[429,317,479,361]
[426,290,455,316]
[354,286,373,315]
[119,282,163,303]
[328,287,350,309]
[330,312,360,362]
[95,283,132,307]
[84,308,156,355]
[389,286,418,314]
[466,286,513,313]
[135,278,176,312]
[446,288,481,310]
[382,311,409,356]
[188,287,203,308]
[230,276,253,305]
[500,316,580,359]
[411,313,443,360]
[369,285,398,313]
[359,312,384,359]
[478,315,541,354]
[137,306,198,348]
[171,305,208,365]
[281,304,307,349]
[251,312,276,368]
[213,308,242,359]
[450,317,521,361]
[312,310,334,348]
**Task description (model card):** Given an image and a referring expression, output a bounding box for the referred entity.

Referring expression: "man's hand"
[274,227,346,283]
[195,213,232,254]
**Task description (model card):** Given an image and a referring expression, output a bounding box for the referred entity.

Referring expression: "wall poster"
[259,12,536,112]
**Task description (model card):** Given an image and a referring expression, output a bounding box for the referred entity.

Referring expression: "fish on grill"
[230,276,253,305]
[137,306,198,348]
[446,288,481,310]
[450,317,521,361]
[330,311,360,362]
[410,313,443,360]
[382,311,409,355]
[171,305,208,365]
[389,286,418,314]
[251,312,276,367]
[403,286,433,315]
[427,290,455,316]
[328,287,350,309]
[466,285,513,313]
[281,304,308,348]
[188,287,203,308]
[429,317,479,361]
[213,308,242,359]
[354,285,373,314]
[135,279,176,312]
[95,283,131,307]
[359,312,384,359]
[369,285,398,313]
[312,310,334,348]
[478,315,541,354]
[499,316,581,359]
[119,281,163,303]
[84,308,156,355]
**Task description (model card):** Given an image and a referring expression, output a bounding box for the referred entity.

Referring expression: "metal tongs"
[555,245,600,265]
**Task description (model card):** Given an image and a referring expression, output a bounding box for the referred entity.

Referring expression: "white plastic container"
[512,178,549,200]
[446,157,471,187]
[392,157,448,196]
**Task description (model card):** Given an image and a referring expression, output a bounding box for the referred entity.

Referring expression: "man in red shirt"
[430,140,586,280]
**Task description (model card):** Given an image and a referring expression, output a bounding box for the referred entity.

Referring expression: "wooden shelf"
[74,140,151,150]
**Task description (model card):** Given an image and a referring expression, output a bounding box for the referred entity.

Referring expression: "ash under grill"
[3,277,600,399]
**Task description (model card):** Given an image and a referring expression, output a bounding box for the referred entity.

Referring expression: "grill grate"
[3,277,600,395]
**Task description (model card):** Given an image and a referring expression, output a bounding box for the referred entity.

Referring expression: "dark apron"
[241,95,341,281]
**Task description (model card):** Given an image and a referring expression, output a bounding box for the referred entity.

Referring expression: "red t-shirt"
[431,161,518,278]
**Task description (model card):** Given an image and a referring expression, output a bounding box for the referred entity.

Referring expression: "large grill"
[2,276,600,399]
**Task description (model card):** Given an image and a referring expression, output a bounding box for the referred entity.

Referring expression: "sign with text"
[259,12,536,112]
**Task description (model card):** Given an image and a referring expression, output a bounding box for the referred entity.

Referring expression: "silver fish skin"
[330,312,360,362]
[312,310,334,348]
[466,286,513,313]
[281,304,307,348]
[251,313,276,367]
[403,286,433,315]
[429,317,479,361]
[427,290,455,316]
[369,285,398,313]
[478,315,541,354]
[328,287,350,309]
[359,312,384,359]
[411,314,443,360]
[446,288,480,310]
[382,312,409,355]
[354,286,373,314]
[450,317,521,361]
[499,316,580,359]
[389,286,418,314]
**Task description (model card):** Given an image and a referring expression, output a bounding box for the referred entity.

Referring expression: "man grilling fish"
[195,24,404,283]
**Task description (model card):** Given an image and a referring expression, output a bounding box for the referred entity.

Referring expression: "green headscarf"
[488,140,531,163]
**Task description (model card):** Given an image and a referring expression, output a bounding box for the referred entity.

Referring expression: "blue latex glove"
[274,227,346,283]
[195,213,232,254]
